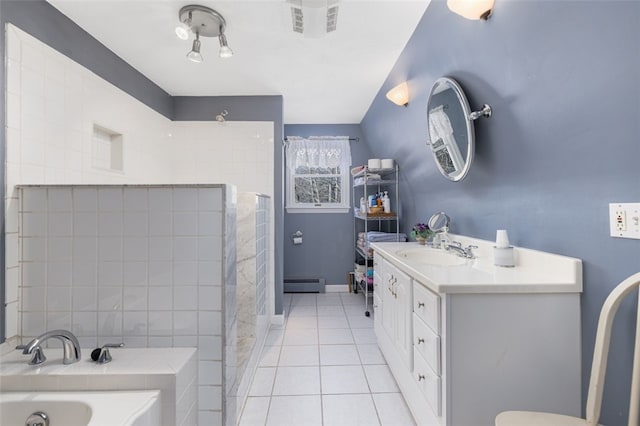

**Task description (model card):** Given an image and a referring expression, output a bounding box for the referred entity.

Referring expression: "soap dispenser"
[439,228,451,249]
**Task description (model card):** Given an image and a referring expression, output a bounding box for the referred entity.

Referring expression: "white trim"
[286,207,350,214]
[325,284,349,293]
[271,314,286,325]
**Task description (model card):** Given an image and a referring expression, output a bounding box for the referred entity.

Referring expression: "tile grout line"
[316,300,325,426]
[244,293,411,425]
[344,292,385,426]
[264,305,288,426]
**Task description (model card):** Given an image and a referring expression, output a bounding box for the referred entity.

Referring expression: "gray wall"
[0,0,287,340]
[361,1,640,424]
[283,124,372,286]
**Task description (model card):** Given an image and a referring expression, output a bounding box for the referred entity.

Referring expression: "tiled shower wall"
[4,24,275,340]
[256,195,269,321]
[233,193,271,420]
[234,194,271,406]
[18,184,235,425]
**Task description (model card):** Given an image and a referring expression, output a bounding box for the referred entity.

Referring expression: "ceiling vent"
[288,0,339,38]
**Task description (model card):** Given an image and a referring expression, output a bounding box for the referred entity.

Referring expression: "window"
[285,136,352,213]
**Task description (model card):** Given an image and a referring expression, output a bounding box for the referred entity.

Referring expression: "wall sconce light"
[176,5,233,63]
[386,82,409,107]
[447,0,495,20]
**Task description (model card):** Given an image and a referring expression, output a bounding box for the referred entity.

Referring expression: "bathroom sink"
[395,248,468,266]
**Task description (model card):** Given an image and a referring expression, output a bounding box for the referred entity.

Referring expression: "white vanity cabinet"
[371,239,583,426]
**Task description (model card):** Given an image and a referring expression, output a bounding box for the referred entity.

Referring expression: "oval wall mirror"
[426,77,492,182]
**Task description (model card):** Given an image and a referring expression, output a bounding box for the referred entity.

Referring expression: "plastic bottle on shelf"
[382,191,390,213]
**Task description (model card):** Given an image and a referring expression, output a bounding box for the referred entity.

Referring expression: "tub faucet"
[17,329,81,365]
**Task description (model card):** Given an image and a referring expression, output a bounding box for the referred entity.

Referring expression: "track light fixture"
[176,5,233,62]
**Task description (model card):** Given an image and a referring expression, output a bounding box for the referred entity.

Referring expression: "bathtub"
[0,390,160,426]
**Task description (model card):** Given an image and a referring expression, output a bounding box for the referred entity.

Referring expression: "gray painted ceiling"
[46,0,430,124]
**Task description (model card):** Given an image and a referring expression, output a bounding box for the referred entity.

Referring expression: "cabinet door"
[373,293,383,330]
[382,269,395,340]
[373,256,385,333]
[373,255,385,300]
[394,270,413,369]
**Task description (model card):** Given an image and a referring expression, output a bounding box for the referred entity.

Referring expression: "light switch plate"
[609,203,640,239]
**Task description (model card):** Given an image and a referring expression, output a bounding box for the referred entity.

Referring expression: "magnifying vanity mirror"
[426,77,492,182]
[428,211,450,233]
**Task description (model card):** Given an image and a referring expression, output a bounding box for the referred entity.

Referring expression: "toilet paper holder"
[292,230,303,245]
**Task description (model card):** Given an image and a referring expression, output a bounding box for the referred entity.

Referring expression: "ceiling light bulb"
[218,33,233,58]
[187,36,203,63]
[219,46,233,58]
[175,22,191,40]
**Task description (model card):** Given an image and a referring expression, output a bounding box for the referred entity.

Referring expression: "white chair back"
[585,272,640,426]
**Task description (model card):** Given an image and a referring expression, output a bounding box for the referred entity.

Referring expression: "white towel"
[428,105,464,173]
[366,232,407,243]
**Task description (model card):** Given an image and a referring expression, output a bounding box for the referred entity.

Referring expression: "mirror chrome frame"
[426,77,491,182]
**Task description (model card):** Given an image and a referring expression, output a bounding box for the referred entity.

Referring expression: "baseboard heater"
[284,278,326,293]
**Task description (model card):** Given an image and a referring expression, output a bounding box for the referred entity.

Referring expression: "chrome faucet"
[445,241,477,259]
[91,342,124,364]
[17,329,81,365]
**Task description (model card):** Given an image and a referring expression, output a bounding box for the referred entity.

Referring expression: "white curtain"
[286,136,352,173]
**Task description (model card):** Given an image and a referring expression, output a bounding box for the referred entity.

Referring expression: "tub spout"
[18,329,81,365]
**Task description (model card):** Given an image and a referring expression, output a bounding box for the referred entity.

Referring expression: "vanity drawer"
[413,347,441,416]
[413,313,440,375]
[413,282,440,333]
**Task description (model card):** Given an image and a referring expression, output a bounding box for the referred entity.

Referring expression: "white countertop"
[371,236,582,294]
[0,347,196,379]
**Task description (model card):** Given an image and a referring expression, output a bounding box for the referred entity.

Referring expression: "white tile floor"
[238,292,416,426]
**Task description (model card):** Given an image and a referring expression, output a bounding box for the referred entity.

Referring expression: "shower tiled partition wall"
[17,184,237,425]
